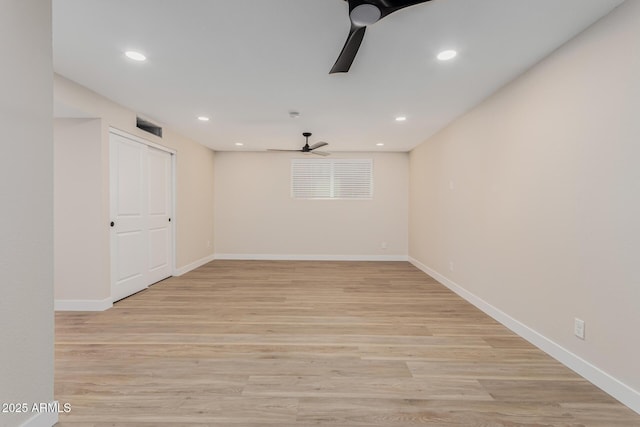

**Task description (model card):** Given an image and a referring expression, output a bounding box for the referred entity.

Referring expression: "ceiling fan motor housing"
[302,132,312,151]
[350,4,381,26]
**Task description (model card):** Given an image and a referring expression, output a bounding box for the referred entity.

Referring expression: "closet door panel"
[110,134,148,302]
[146,147,173,284]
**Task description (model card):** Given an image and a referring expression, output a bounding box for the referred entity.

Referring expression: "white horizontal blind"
[333,160,373,199]
[291,159,373,199]
[291,159,332,199]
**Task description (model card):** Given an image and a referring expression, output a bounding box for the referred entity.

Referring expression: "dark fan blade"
[377,0,433,19]
[330,25,367,74]
[309,142,329,150]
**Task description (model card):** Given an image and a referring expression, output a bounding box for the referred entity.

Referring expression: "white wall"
[0,1,56,426]
[409,0,639,412]
[54,75,216,307]
[215,152,408,259]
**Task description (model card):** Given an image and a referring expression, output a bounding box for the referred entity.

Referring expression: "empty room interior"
[2,0,640,426]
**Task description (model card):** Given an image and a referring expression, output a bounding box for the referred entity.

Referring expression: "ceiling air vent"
[136,117,162,138]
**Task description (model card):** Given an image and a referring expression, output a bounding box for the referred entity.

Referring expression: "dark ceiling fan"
[268,132,330,156]
[330,0,434,74]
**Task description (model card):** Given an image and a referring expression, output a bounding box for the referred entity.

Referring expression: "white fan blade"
[311,151,330,156]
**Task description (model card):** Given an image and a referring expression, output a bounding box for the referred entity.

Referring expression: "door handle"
[110,221,115,227]
[168,218,171,222]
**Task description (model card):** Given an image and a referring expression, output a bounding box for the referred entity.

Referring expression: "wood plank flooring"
[54,260,640,426]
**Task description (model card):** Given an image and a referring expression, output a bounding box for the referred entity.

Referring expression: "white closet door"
[110,132,173,302]
[146,147,173,284]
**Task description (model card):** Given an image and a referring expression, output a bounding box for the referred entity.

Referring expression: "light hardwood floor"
[55,260,640,426]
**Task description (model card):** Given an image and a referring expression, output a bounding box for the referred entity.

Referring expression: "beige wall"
[215,152,408,258]
[409,0,639,406]
[174,136,216,267]
[54,119,106,300]
[54,75,215,304]
[0,1,55,426]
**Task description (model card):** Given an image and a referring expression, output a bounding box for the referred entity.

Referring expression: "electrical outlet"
[449,261,454,272]
[206,240,211,248]
[574,318,585,340]
[381,242,387,250]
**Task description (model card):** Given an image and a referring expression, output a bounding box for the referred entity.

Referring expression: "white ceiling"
[52,0,623,152]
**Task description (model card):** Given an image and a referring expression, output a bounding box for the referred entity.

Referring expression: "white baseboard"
[54,297,112,312]
[408,257,640,415]
[19,403,59,427]
[174,253,216,276]
[214,253,409,262]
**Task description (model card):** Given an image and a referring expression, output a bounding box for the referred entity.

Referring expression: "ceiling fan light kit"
[350,4,382,26]
[330,0,433,74]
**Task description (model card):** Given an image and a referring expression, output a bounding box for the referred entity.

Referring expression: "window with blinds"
[291,159,373,199]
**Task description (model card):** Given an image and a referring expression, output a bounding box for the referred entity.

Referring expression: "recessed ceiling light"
[124,50,146,61]
[376,143,385,146]
[235,142,244,146]
[437,49,457,61]
[197,116,210,122]
[395,116,407,122]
